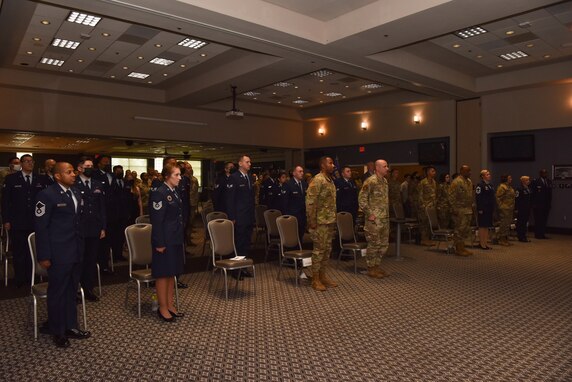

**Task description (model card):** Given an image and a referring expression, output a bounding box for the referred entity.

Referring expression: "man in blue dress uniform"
[225,155,255,278]
[284,165,308,242]
[1,154,47,287]
[76,157,107,301]
[35,162,90,348]
[335,166,359,221]
[213,161,234,213]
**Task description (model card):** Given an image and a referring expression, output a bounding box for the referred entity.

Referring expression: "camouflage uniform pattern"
[408,180,419,219]
[496,182,515,240]
[436,182,452,229]
[449,176,474,245]
[306,172,337,275]
[358,175,389,267]
[388,179,401,211]
[417,178,437,240]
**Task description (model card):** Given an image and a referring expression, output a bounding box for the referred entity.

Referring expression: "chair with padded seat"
[207,219,255,300]
[275,215,313,286]
[336,212,367,274]
[392,203,419,243]
[263,209,282,262]
[200,205,214,256]
[426,207,454,253]
[124,224,179,317]
[28,233,87,339]
[254,204,268,248]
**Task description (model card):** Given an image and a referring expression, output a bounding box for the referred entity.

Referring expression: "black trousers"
[81,237,99,292]
[516,209,530,239]
[533,206,549,238]
[47,262,81,336]
[108,217,129,262]
[97,236,110,270]
[234,223,253,257]
[11,229,33,285]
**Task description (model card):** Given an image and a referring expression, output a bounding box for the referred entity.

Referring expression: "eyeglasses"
[21,159,34,163]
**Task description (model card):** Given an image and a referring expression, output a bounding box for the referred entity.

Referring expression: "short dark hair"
[77,156,93,167]
[20,154,33,161]
[237,155,250,163]
[112,165,123,172]
[390,168,399,175]
[319,156,331,167]
[341,165,351,172]
[438,173,449,183]
[500,174,509,183]
[8,156,19,164]
[161,162,179,179]
[424,166,436,175]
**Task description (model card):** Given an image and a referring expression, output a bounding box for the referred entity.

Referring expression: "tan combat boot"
[312,277,327,291]
[377,266,389,278]
[319,270,338,288]
[367,267,384,279]
[455,242,471,257]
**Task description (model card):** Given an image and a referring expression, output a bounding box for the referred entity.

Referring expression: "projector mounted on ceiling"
[226,85,244,120]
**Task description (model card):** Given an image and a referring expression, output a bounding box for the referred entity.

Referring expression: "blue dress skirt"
[152,244,184,278]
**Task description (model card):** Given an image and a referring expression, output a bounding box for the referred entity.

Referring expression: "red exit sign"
[359,146,365,153]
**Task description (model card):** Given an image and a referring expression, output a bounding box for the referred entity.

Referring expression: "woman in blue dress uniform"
[475,169,495,250]
[149,163,184,322]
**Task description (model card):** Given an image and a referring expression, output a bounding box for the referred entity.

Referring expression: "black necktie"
[65,190,72,199]
[298,181,303,195]
[245,174,250,189]
[85,180,90,189]
[25,175,31,185]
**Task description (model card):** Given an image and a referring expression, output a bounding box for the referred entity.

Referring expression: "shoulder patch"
[35,201,46,217]
[153,201,163,210]
[475,186,481,194]
[167,195,173,202]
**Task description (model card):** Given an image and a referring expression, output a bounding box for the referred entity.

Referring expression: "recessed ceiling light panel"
[51,38,81,50]
[310,70,333,78]
[67,11,101,27]
[292,100,309,104]
[454,26,487,39]
[178,38,208,49]
[127,72,150,79]
[273,82,294,87]
[325,92,342,97]
[243,91,261,97]
[499,50,528,61]
[40,57,64,66]
[149,57,174,66]
[362,83,383,89]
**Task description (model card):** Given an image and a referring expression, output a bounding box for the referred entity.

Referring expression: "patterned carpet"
[1,235,571,381]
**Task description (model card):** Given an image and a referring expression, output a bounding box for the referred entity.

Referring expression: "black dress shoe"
[53,335,70,348]
[65,328,91,339]
[169,310,185,318]
[39,324,52,335]
[84,291,99,302]
[157,309,175,322]
[177,281,188,289]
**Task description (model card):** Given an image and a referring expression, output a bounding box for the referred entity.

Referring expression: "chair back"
[276,215,301,249]
[27,233,48,283]
[426,207,440,233]
[264,209,282,239]
[201,205,214,238]
[125,224,153,273]
[336,212,356,242]
[255,205,268,229]
[135,215,150,224]
[207,219,237,264]
[206,211,228,224]
[392,203,406,219]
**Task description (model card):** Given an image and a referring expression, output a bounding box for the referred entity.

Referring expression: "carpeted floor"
[1,235,571,381]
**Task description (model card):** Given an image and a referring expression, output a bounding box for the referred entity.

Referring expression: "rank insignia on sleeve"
[35,201,46,217]
[153,201,163,210]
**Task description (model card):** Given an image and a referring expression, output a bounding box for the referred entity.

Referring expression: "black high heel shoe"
[157,309,175,322]
[169,310,185,318]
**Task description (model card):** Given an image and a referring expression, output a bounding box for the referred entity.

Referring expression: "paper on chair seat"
[230,256,246,261]
[302,258,312,267]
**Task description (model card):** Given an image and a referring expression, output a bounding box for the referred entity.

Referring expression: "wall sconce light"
[413,114,421,124]
[361,121,368,130]
[318,126,326,136]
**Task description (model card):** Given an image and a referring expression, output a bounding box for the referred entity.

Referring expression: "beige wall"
[456,99,482,183]
[0,87,304,149]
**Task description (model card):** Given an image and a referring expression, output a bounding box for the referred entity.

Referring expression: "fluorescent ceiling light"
[310,70,333,78]
[454,26,487,39]
[178,38,208,49]
[51,38,80,50]
[362,83,383,89]
[499,50,528,60]
[128,72,150,79]
[40,57,64,66]
[273,82,293,87]
[292,100,309,104]
[325,92,342,97]
[67,11,101,27]
[149,57,174,66]
[243,91,260,97]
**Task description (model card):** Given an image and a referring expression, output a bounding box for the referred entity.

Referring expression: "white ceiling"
[261,0,378,22]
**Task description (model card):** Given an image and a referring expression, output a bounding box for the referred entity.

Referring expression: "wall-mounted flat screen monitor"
[490,134,535,162]
[418,141,447,165]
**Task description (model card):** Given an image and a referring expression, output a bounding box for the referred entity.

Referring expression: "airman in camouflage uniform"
[417,166,437,246]
[496,174,515,246]
[449,165,473,256]
[358,160,391,278]
[388,168,402,211]
[306,157,337,291]
[436,173,452,229]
